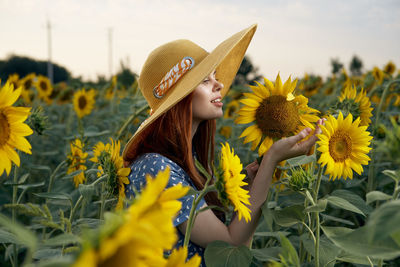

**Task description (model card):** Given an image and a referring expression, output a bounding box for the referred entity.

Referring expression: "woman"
[122,24,323,264]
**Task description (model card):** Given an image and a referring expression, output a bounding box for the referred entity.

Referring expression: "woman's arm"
[178,121,323,247]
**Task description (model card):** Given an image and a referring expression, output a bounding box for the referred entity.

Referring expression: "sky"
[1,0,400,81]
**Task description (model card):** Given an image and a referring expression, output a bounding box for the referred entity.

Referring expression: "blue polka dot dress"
[125,153,207,266]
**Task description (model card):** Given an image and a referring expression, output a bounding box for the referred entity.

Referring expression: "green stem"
[313,165,323,267]
[393,180,400,200]
[100,182,106,220]
[183,185,216,247]
[300,196,310,263]
[116,104,149,140]
[69,196,83,222]
[368,79,400,192]
[315,211,320,267]
[47,160,67,193]
[12,166,18,267]
[313,165,323,203]
[301,222,316,245]
[77,118,84,140]
[67,173,107,222]
[366,256,373,267]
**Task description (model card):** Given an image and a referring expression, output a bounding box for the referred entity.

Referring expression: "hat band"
[153,56,195,99]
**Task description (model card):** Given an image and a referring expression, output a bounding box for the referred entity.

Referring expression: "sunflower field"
[1,60,400,267]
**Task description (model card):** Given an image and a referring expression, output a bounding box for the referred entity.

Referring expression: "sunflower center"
[255,95,300,138]
[78,96,87,110]
[0,111,10,146]
[40,81,48,91]
[24,80,33,90]
[329,130,352,162]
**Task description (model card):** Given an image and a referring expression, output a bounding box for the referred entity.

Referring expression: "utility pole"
[47,19,53,84]
[108,28,113,78]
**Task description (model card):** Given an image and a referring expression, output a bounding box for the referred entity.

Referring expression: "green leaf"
[204,240,253,267]
[320,214,354,226]
[18,173,30,184]
[84,130,111,138]
[273,205,305,227]
[34,192,72,201]
[61,169,83,180]
[282,154,316,170]
[3,173,31,185]
[304,199,327,213]
[322,226,400,260]
[18,181,45,190]
[367,200,400,242]
[331,189,372,215]
[185,187,202,196]
[194,158,212,181]
[326,196,365,217]
[0,229,20,244]
[33,248,62,259]
[35,256,74,267]
[253,231,290,238]
[260,204,274,231]
[42,233,81,247]
[75,218,102,229]
[300,234,340,267]
[278,234,300,267]
[30,165,52,173]
[78,184,95,200]
[382,169,400,183]
[0,213,37,250]
[251,246,281,262]
[336,252,380,265]
[391,230,400,247]
[366,191,392,204]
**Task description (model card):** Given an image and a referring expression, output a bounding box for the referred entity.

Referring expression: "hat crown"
[139,39,208,110]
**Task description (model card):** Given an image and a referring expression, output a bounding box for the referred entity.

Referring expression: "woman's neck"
[191,119,201,139]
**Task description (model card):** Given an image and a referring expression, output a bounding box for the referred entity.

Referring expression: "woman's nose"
[213,80,224,92]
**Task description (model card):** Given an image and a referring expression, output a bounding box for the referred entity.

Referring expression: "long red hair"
[124,93,223,213]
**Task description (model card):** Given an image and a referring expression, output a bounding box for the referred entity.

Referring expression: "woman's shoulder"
[128,153,189,184]
[130,153,182,173]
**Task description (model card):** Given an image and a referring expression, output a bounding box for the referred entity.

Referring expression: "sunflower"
[73,166,193,267]
[73,88,96,118]
[337,84,373,126]
[217,142,251,222]
[235,73,320,156]
[219,126,232,138]
[165,247,201,267]
[0,82,33,176]
[35,75,53,99]
[6,74,20,92]
[90,139,130,210]
[383,61,396,75]
[297,73,322,97]
[317,112,372,180]
[223,99,240,119]
[105,75,117,100]
[20,73,36,104]
[372,67,384,84]
[67,138,88,187]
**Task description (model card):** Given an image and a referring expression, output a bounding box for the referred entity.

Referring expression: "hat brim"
[123,24,257,160]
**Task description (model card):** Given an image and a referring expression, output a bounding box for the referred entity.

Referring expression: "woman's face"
[192,71,224,124]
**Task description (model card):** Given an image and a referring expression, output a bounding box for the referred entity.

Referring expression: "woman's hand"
[266,119,324,165]
[245,160,259,181]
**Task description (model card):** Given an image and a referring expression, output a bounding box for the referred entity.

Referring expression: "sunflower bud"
[27,106,50,135]
[288,167,314,192]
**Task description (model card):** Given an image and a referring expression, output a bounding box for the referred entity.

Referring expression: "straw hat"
[122,24,257,160]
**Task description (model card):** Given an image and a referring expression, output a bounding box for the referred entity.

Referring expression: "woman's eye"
[203,79,210,83]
